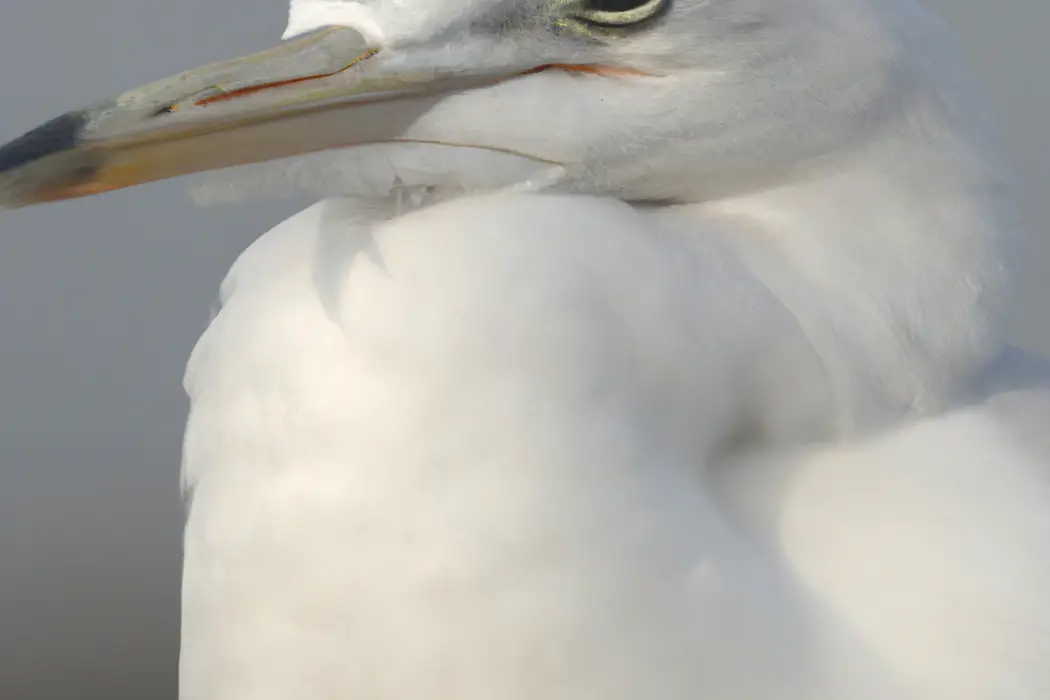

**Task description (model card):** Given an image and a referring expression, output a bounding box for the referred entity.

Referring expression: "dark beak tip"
[0,112,87,176]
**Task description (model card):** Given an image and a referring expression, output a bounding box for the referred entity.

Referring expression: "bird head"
[0,0,932,206]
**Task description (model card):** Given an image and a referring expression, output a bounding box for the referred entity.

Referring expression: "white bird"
[1,0,1049,698]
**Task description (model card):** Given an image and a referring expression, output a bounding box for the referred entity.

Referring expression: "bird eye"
[569,0,671,28]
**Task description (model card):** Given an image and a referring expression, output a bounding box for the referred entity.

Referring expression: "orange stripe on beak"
[185,48,382,109]
[179,58,642,112]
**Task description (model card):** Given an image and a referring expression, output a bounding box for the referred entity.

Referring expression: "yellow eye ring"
[567,0,671,28]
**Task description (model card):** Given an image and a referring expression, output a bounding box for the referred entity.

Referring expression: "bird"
[1,0,1049,698]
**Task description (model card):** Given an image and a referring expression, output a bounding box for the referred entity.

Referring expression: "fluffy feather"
[178,0,1050,698]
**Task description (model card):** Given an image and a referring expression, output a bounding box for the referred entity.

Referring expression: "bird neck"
[684,96,1019,437]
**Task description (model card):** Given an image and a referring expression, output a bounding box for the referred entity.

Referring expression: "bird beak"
[0,26,539,207]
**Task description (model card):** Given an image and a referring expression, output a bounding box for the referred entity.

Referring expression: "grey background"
[0,1,1045,697]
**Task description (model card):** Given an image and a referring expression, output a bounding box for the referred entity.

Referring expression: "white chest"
[176,195,858,700]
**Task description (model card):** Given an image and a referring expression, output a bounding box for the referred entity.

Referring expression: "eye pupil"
[583,0,650,10]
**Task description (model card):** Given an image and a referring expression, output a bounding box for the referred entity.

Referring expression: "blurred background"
[0,1,1046,697]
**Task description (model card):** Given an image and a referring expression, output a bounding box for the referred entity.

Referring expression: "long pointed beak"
[0,27,528,207]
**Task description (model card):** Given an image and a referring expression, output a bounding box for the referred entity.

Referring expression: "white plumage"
[3,0,1050,697]
[166,1,1050,698]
